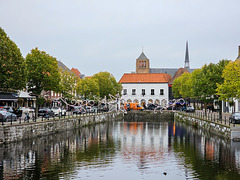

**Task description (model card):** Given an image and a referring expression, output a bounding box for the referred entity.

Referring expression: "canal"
[1,118,240,179]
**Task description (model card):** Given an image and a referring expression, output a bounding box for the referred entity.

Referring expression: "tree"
[0,27,26,91]
[59,68,77,100]
[217,59,240,112]
[26,48,61,115]
[92,72,122,99]
[179,72,193,99]
[76,77,100,100]
[192,60,229,116]
[172,75,182,98]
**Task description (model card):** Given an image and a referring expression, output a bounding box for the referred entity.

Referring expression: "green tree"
[217,59,240,112]
[179,72,193,99]
[0,27,26,91]
[172,75,182,98]
[76,77,100,100]
[59,68,77,100]
[192,60,229,116]
[26,48,61,115]
[92,72,122,99]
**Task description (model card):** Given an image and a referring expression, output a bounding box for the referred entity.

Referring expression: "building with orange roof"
[119,42,197,106]
[119,73,172,106]
[71,68,81,78]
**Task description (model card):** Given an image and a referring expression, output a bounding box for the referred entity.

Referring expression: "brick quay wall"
[0,112,124,144]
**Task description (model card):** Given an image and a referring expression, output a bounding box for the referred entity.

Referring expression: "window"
[132,89,136,95]
[151,89,155,95]
[142,89,145,96]
[160,89,164,95]
[123,89,127,95]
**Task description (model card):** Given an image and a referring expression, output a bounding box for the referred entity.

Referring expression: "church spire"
[185,41,190,69]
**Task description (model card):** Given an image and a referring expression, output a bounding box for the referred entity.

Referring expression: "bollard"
[11,114,13,125]
[225,116,226,125]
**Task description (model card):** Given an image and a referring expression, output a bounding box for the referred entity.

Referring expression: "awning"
[0,94,18,101]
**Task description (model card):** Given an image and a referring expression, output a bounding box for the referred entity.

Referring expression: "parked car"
[229,112,240,124]
[98,104,109,112]
[0,110,17,122]
[124,103,144,111]
[38,108,55,117]
[167,106,177,110]
[0,106,15,113]
[73,106,85,114]
[147,104,162,110]
[185,106,195,112]
[51,107,66,116]
[86,106,95,113]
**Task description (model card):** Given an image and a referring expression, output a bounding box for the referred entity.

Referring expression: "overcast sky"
[1,0,240,80]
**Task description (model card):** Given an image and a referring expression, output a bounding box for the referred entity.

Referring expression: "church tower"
[185,41,190,69]
[136,52,150,73]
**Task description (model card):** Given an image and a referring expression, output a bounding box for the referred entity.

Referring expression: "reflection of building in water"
[119,122,169,168]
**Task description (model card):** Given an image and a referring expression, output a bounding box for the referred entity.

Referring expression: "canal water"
[1,119,240,179]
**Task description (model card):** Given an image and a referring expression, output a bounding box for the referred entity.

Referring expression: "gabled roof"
[137,52,148,60]
[169,68,189,84]
[119,73,172,83]
[71,68,81,78]
[58,61,71,72]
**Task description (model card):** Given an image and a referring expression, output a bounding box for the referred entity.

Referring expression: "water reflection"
[1,120,240,179]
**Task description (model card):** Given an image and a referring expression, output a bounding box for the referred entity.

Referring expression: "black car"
[38,108,55,117]
[147,104,157,110]
[98,104,109,112]
[230,113,240,124]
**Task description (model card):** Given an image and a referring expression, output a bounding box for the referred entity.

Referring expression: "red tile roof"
[71,68,81,78]
[119,73,172,83]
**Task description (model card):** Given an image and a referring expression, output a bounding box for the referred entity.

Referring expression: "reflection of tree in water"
[171,121,240,179]
[0,122,120,179]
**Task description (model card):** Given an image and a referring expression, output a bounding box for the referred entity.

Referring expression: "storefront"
[0,93,18,107]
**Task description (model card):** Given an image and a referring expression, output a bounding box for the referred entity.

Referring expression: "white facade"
[121,83,169,106]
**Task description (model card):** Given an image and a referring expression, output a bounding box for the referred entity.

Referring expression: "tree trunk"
[35,95,39,118]
[219,100,222,120]
[193,98,196,110]
[204,102,207,116]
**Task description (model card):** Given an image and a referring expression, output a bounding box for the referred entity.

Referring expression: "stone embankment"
[0,112,123,144]
[174,112,239,140]
[123,110,174,121]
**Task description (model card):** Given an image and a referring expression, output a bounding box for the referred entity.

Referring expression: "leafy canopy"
[76,77,100,100]
[92,72,122,99]
[26,48,61,96]
[0,27,26,91]
[217,59,240,101]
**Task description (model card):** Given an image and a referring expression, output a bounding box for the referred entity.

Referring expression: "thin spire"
[142,45,144,53]
[185,41,190,69]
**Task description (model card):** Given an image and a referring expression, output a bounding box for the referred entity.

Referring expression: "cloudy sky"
[1,0,240,80]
